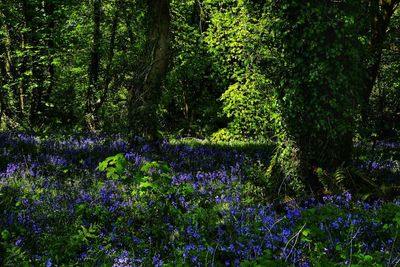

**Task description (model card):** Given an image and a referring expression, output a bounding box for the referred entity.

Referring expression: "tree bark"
[86,0,102,131]
[42,0,56,116]
[362,0,399,123]
[128,0,170,140]
[0,44,6,122]
[0,9,20,123]
[295,131,353,193]
[95,6,119,114]
[18,0,35,120]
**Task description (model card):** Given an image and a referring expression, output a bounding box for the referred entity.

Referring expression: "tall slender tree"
[362,0,399,124]
[86,0,102,131]
[94,1,120,115]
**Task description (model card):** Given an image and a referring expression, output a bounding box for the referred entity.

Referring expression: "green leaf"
[139,181,153,189]
[98,161,108,172]
[1,229,10,240]
[302,228,310,237]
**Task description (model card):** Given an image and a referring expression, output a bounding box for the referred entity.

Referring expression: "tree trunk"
[0,14,16,121]
[95,6,119,114]
[128,0,170,140]
[362,0,398,124]
[0,15,15,82]
[42,0,56,118]
[19,0,35,120]
[86,0,102,131]
[0,44,6,123]
[296,131,353,193]
[269,1,364,194]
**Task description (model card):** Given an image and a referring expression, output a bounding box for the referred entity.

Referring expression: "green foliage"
[203,0,275,139]
[298,202,400,266]
[163,0,222,136]
[265,140,305,196]
[241,250,286,267]
[0,0,147,133]
[315,165,382,197]
[211,128,241,142]
[1,0,399,149]
[219,74,273,139]
[97,153,128,180]
[135,161,173,195]
[98,154,173,194]
[1,0,400,263]
[0,239,30,267]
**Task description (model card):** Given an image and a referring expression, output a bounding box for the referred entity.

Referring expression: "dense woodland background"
[0,0,397,134]
[1,1,400,266]
[2,0,399,192]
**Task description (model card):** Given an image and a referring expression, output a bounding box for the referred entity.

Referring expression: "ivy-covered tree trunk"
[128,0,170,140]
[268,1,366,192]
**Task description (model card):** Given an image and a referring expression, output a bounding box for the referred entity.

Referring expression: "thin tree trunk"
[95,7,119,114]
[1,14,16,119]
[86,0,102,131]
[362,0,398,123]
[125,17,136,48]
[42,0,56,115]
[0,15,15,82]
[19,0,35,120]
[0,44,6,122]
[1,12,21,122]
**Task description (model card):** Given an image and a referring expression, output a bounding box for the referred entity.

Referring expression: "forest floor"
[0,132,399,266]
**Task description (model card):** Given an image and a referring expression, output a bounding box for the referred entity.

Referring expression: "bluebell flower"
[112,140,128,151]
[287,208,301,220]
[141,144,153,153]
[113,250,132,267]
[343,192,352,202]
[79,252,88,261]
[5,163,20,177]
[191,255,198,263]
[152,254,164,267]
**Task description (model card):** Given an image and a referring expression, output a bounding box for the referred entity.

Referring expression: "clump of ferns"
[315,165,385,200]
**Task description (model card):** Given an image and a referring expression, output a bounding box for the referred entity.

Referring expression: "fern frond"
[334,167,347,190]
